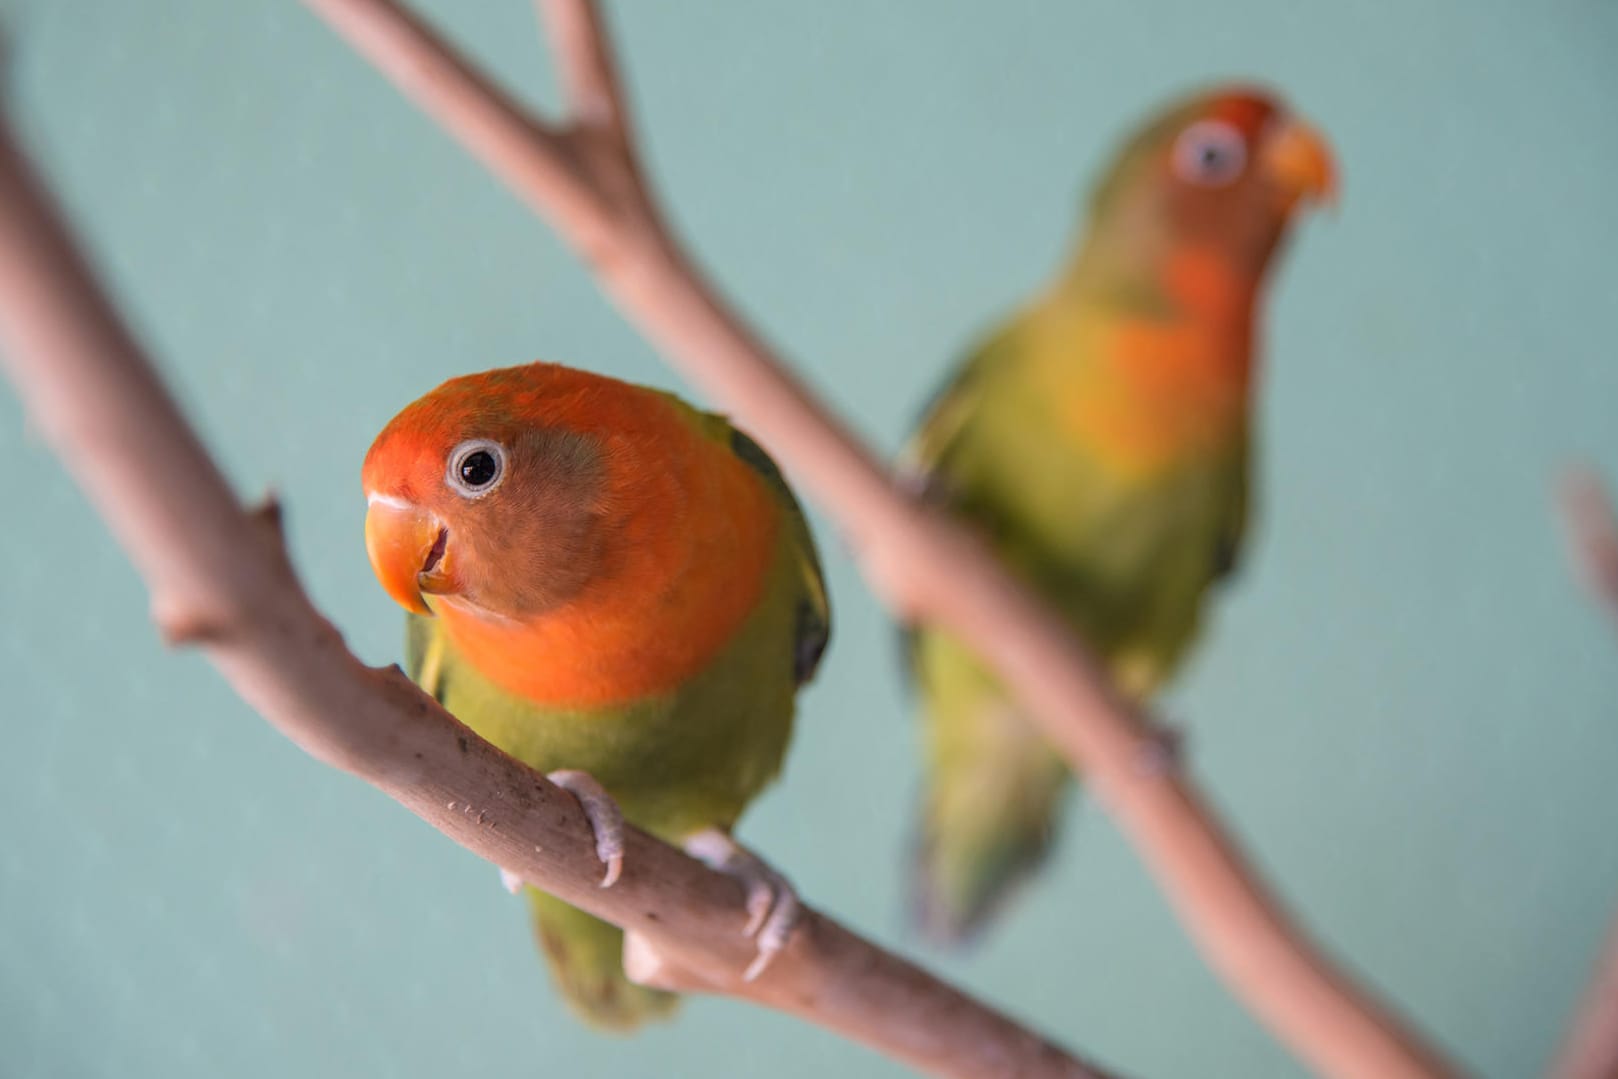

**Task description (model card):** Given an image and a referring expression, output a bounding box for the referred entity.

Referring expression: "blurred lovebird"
[362,362,830,1029]
[901,86,1335,942]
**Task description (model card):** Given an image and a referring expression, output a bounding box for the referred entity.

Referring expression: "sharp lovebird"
[363,362,830,1028]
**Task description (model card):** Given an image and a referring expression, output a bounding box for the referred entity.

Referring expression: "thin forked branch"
[0,109,1110,1079]
[538,0,633,144]
[1548,469,1618,1079]
[297,1,1464,1077]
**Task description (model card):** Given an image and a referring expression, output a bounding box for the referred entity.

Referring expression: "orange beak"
[364,497,452,616]
[1263,116,1338,209]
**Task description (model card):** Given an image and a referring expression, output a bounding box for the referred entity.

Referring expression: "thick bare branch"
[297,2,1464,1077]
[0,108,1111,1079]
[1548,468,1618,1079]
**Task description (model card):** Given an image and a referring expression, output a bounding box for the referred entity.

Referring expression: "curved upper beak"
[1262,116,1338,209]
[364,496,452,616]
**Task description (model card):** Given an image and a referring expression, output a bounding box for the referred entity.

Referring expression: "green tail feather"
[525,888,678,1031]
[909,627,1072,944]
[911,710,1070,943]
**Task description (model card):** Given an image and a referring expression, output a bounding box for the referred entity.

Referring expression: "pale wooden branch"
[295,2,1465,1077]
[1548,468,1618,1079]
[0,107,1111,1079]
[537,0,633,148]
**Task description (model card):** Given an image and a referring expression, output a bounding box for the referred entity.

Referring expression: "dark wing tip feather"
[727,426,832,687]
[794,599,830,685]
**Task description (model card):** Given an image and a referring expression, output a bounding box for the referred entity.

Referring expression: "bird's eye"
[445,439,506,498]
[1172,120,1248,187]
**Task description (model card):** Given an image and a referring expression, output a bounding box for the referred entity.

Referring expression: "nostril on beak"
[422,527,448,575]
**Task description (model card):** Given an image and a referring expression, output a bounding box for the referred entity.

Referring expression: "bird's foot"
[548,769,625,888]
[682,828,800,981]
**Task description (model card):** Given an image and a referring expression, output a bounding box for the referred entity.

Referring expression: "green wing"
[895,322,1025,677]
[899,322,1020,504]
[726,424,831,686]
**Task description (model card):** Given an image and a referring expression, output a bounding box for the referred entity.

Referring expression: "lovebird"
[362,362,830,1029]
[902,86,1336,942]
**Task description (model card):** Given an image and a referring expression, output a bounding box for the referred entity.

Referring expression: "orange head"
[361,364,615,620]
[1081,84,1337,287]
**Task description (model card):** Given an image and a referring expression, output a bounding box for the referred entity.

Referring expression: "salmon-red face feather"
[1087,84,1337,280]
[362,364,614,620]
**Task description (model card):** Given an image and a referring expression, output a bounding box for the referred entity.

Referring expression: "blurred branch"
[1552,915,1618,1079]
[1548,468,1618,1079]
[297,1,1462,1077]
[0,108,1109,1079]
[1558,468,1618,638]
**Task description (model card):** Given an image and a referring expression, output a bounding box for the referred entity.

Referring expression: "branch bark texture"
[0,109,1108,1079]
[296,2,1463,1077]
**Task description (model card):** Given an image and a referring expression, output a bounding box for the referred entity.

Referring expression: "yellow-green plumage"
[906,320,1249,939]
[902,85,1330,941]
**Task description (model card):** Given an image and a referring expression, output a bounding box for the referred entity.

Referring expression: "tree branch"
[538,0,634,148]
[1548,468,1618,1079]
[1559,468,1618,640]
[296,2,1464,1077]
[1552,915,1618,1079]
[0,107,1111,1079]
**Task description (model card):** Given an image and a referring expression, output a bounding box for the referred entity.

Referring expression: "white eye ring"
[445,438,507,499]
[1172,120,1248,187]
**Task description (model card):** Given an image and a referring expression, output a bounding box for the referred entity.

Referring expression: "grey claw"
[683,827,801,981]
[745,885,801,982]
[547,769,625,888]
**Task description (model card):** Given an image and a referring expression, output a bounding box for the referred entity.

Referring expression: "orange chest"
[1056,318,1254,478]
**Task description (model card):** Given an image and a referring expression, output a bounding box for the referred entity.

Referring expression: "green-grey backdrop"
[3,2,1616,1077]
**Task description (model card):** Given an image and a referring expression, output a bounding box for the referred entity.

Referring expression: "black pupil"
[459,450,498,487]
[1199,142,1226,171]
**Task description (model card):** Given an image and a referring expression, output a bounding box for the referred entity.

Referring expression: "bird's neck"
[1063,234,1264,338]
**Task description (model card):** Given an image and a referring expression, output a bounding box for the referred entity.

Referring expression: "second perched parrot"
[902,85,1335,941]
[362,362,830,1029]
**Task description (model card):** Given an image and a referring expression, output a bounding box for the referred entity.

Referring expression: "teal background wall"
[2,2,1616,1076]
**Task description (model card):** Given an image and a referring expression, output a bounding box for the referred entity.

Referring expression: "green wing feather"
[726,424,831,684]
